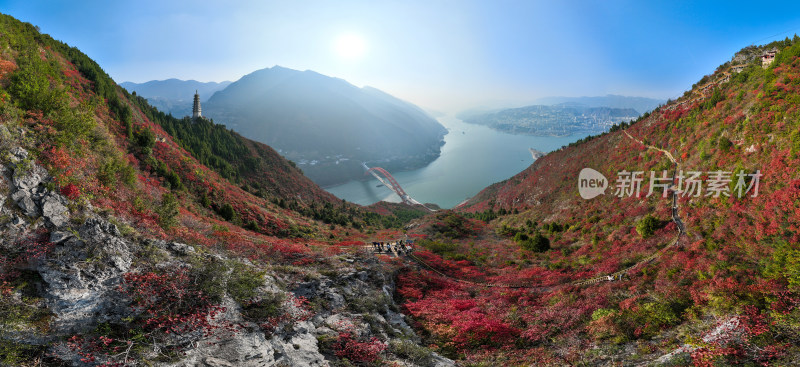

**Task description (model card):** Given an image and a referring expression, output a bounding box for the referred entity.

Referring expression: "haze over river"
[325,116,591,209]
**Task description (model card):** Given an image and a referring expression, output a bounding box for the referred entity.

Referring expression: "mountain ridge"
[203,65,447,187]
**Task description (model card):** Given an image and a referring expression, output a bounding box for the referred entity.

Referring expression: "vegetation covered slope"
[0,13,452,367]
[395,38,800,365]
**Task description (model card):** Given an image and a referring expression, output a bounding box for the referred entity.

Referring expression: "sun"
[334,33,366,61]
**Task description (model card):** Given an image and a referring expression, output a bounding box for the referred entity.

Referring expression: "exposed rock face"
[5,147,70,226]
[41,192,69,227]
[0,146,453,367]
[174,262,455,367]
[39,218,132,334]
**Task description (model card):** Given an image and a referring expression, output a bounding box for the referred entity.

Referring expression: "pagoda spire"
[192,90,202,119]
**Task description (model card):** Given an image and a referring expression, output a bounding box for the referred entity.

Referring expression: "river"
[325,116,591,209]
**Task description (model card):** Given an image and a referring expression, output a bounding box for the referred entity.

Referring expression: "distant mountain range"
[459,104,640,137]
[123,67,446,187]
[458,94,664,121]
[120,79,231,116]
[531,94,664,115]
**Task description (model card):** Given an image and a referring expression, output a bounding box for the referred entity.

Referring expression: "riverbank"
[326,116,591,208]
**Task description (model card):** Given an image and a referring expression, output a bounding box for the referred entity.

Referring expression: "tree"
[219,203,235,221]
[636,214,660,239]
[718,136,732,151]
[135,127,156,156]
[157,193,179,230]
[517,232,550,253]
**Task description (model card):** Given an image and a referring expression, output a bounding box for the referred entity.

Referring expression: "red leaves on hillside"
[0,59,16,80]
[119,269,225,336]
[333,331,386,363]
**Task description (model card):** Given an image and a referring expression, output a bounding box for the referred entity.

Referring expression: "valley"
[1,6,800,367]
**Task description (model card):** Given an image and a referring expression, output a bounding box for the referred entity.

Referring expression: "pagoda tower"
[192,90,202,119]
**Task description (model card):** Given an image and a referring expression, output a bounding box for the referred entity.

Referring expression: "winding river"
[325,116,591,209]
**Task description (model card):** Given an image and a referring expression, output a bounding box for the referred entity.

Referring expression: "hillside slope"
[394,39,800,365]
[203,66,447,186]
[0,13,450,367]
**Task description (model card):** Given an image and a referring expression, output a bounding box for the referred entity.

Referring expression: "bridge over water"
[362,163,435,211]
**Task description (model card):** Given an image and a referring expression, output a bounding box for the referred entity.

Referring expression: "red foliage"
[60,183,81,200]
[333,331,386,363]
[119,269,224,336]
[0,230,54,295]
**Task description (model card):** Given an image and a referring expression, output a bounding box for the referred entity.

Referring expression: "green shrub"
[763,241,800,290]
[241,291,285,322]
[134,127,156,155]
[219,203,235,221]
[496,224,520,237]
[517,232,550,252]
[591,308,616,321]
[156,193,179,230]
[419,239,458,256]
[636,215,660,239]
[54,108,96,148]
[97,156,135,188]
[619,301,685,339]
[8,54,63,113]
[389,339,434,366]
[718,136,733,151]
[227,263,265,303]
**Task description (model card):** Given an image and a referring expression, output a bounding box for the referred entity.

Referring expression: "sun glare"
[334,33,366,61]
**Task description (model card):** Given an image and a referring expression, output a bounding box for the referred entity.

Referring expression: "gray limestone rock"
[38,218,133,334]
[13,190,39,217]
[41,192,69,228]
[166,242,196,255]
[11,164,46,191]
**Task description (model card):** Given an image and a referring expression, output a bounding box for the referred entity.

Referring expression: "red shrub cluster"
[66,335,129,367]
[690,306,786,366]
[60,183,81,200]
[119,269,224,336]
[333,331,386,363]
[0,230,53,295]
[256,294,313,335]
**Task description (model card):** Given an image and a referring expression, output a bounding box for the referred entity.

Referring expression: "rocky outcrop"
[38,218,132,334]
[4,147,70,228]
[0,146,452,367]
[173,260,455,367]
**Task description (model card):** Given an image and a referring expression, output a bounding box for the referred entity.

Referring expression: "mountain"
[0,13,446,367]
[120,79,231,116]
[460,104,640,136]
[202,66,447,187]
[533,94,665,114]
[4,10,800,367]
[394,39,800,364]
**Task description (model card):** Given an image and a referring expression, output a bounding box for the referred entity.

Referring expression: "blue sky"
[3,0,800,111]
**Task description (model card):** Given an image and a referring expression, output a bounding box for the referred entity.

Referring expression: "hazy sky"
[3,0,800,111]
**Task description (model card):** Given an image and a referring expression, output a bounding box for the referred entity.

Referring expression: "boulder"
[11,164,46,191]
[38,218,133,334]
[9,146,29,164]
[166,242,196,255]
[41,192,69,228]
[12,190,39,217]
